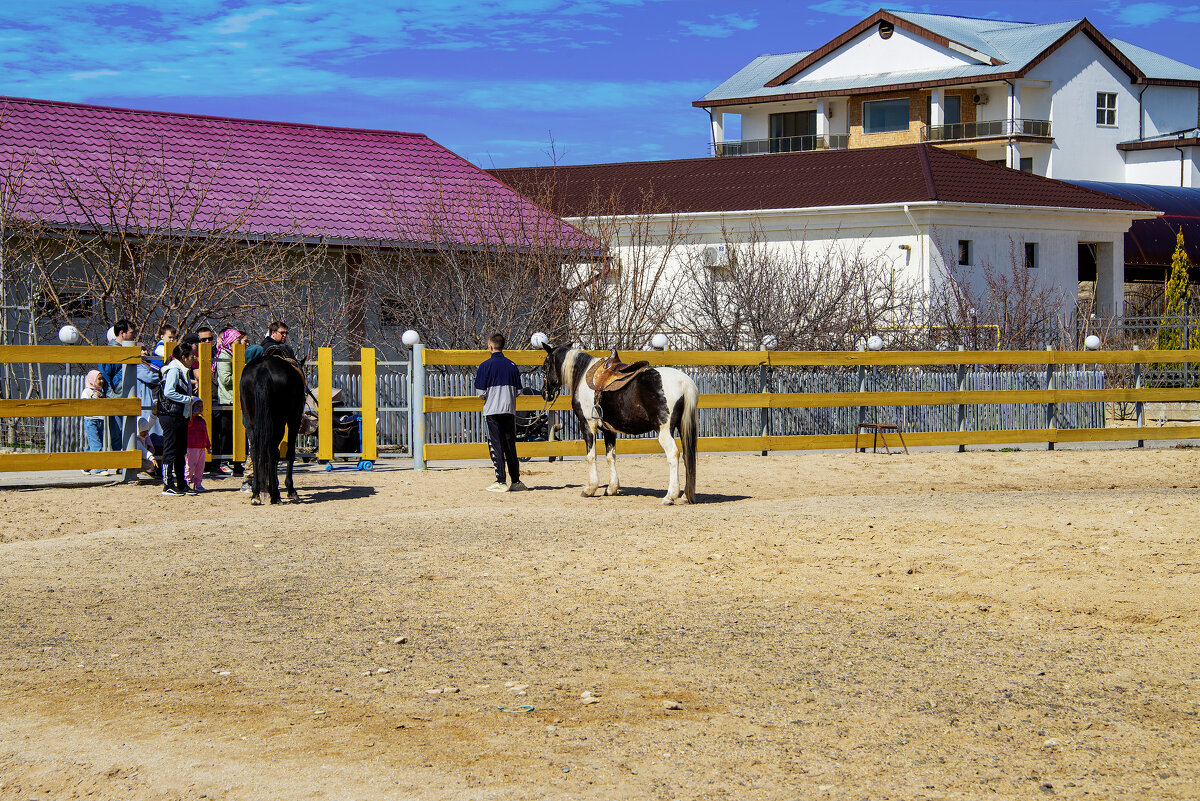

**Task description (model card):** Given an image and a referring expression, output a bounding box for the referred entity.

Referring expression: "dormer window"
[1097,92,1117,127]
[879,20,894,39]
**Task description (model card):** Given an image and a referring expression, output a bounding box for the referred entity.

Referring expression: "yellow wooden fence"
[0,344,378,474]
[0,346,142,472]
[417,347,1200,463]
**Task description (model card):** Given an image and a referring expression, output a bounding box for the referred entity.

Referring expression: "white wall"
[570,203,1142,326]
[1142,85,1199,137]
[794,24,980,84]
[1124,145,1200,187]
[1030,32,1138,181]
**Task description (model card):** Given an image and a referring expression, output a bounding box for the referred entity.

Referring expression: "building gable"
[790,22,984,85]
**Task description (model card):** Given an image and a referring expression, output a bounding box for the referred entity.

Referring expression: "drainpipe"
[903,203,927,323]
[1004,79,1016,168]
[1175,142,1186,187]
[1138,85,1148,141]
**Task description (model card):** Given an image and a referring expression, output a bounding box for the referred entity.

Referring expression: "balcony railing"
[924,118,1052,143]
[713,134,850,156]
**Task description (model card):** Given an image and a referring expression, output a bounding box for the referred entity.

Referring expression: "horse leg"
[581,424,599,497]
[268,423,283,504]
[284,420,299,503]
[657,425,681,505]
[602,430,620,496]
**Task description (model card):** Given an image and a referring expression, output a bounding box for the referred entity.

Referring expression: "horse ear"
[542,342,554,354]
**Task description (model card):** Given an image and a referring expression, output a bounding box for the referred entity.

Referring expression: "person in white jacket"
[160,341,200,496]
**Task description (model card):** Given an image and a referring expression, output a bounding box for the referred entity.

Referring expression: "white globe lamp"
[401,329,421,347]
[866,335,884,351]
[761,334,778,349]
[650,333,670,350]
[531,331,549,349]
[58,325,81,345]
[1084,334,1102,351]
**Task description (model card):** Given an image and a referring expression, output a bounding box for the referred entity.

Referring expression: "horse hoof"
[604,486,621,496]
[287,493,300,503]
[581,488,597,498]
[251,497,262,506]
[661,496,675,506]
[676,496,691,505]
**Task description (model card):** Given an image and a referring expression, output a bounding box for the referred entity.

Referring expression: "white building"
[696,9,1200,186]
[492,144,1158,322]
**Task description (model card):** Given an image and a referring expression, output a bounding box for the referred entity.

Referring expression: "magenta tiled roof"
[0,96,592,249]
[490,144,1153,217]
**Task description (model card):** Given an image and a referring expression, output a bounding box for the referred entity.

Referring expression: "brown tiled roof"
[489,144,1152,217]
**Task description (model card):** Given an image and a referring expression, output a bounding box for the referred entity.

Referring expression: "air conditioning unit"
[973,92,989,105]
[702,244,729,268]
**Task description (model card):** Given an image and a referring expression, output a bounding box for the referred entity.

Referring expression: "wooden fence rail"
[414,348,1200,464]
[0,345,142,472]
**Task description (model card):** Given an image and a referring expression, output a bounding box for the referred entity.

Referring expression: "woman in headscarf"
[80,369,110,475]
[213,328,248,476]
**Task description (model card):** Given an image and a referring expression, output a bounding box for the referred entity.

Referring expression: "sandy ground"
[1,448,1198,801]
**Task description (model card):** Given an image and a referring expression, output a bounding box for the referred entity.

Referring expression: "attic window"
[879,21,894,39]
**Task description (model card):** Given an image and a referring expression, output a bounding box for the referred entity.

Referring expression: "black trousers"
[160,413,188,491]
[485,413,519,484]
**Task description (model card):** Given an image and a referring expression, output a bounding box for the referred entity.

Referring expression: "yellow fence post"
[318,347,333,461]
[232,343,245,463]
[197,342,212,461]
[361,347,377,462]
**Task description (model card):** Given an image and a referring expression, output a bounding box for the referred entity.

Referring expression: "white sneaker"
[485,482,509,492]
[509,481,528,492]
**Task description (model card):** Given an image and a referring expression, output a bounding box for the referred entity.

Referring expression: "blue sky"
[3,0,1200,167]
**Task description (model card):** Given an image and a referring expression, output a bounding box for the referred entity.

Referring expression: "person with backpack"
[159,341,200,496]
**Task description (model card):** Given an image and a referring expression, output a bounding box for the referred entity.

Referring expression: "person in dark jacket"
[160,341,201,496]
[260,320,296,360]
[99,318,137,448]
[475,333,525,492]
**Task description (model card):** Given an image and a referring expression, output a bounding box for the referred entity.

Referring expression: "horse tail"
[250,368,274,496]
[680,377,698,503]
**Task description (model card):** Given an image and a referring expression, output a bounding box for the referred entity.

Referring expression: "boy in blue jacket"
[475,333,526,492]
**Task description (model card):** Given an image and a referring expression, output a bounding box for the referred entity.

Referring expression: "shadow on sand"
[550,483,750,504]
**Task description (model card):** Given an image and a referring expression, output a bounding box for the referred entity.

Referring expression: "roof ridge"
[490,142,930,174]
[916,144,938,199]
[0,94,429,140]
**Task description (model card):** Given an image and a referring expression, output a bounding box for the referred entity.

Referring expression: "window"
[1020,157,1033,173]
[925,94,962,126]
[1024,242,1039,269]
[862,98,910,134]
[769,110,817,151]
[958,240,972,266]
[1096,92,1117,126]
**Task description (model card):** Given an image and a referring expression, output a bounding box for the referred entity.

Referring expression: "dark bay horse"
[239,351,307,504]
[541,343,698,504]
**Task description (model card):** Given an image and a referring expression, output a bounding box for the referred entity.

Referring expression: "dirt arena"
[1,448,1198,800]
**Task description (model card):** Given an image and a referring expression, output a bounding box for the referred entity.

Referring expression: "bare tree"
[566,188,692,350]
[680,223,923,350]
[930,236,1066,351]
[7,134,325,342]
[357,176,593,351]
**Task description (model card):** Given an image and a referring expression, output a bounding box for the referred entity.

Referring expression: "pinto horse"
[541,343,698,504]
[239,351,307,504]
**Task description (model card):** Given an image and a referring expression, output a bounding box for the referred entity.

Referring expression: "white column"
[711,110,724,147]
[1093,240,1123,317]
[816,99,829,141]
[1007,83,1022,168]
[930,87,944,127]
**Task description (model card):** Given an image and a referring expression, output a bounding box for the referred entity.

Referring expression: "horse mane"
[560,348,595,395]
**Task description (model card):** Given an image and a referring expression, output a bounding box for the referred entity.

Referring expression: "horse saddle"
[585,349,650,393]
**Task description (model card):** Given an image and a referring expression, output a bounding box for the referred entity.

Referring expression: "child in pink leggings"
[185,401,211,492]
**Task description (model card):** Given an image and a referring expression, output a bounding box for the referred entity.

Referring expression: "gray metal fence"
[423,365,1105,445]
